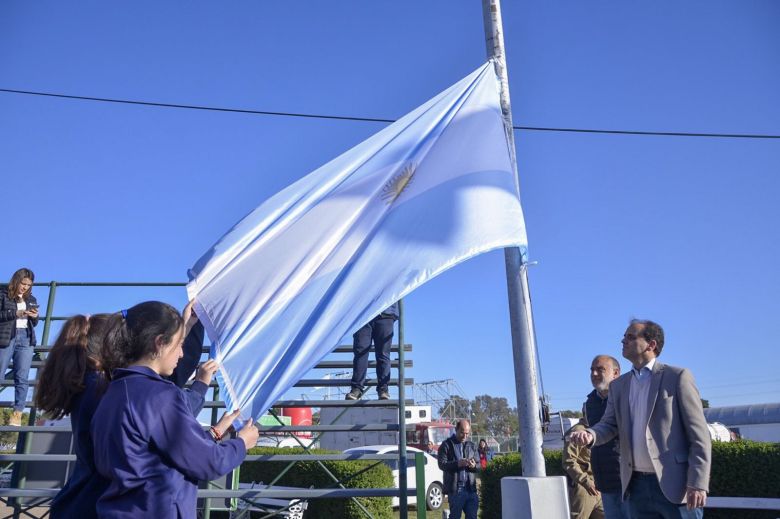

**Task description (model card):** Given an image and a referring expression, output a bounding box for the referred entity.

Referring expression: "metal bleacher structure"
[0,281,429,519]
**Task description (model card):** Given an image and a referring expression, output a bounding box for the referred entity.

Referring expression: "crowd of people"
[2,266,712,519]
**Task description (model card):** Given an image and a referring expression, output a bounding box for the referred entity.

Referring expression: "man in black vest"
[438,419,479,519]
[584,355,629,519]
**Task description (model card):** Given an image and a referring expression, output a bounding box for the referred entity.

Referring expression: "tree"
[560,410,583,418]
[439,394,520,438]
[701,399,710,409]
[470,395,519,438]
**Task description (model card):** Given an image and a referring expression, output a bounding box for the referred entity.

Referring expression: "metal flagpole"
[481,0,546,477]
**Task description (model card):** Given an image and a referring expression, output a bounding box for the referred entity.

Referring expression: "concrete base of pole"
[501,476,570,519]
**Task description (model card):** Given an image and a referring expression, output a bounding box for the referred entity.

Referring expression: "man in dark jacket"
[438,419,479,519]
[584,355,629,519]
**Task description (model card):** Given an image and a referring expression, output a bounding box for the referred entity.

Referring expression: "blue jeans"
[448,487,478,519]
[627,474,703,519]
[602,491,631,519]
[0,328,33,412]
[350,317,394,393]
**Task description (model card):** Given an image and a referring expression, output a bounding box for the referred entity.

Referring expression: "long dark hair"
[478,439,488,453]
[7,268,34,300]
[35,313,111,419]
[100,301,183,380]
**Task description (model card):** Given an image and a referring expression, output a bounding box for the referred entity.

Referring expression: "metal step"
[0,398,413,409]
[32,343,413,354]
[0,452,417,463]
[0,487,411,499]
[311,360,412,369]
[0,423,401,433]
[0,377,414,388]
[20,359,412,369]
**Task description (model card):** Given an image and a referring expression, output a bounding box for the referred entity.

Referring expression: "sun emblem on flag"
[381,163,416,205]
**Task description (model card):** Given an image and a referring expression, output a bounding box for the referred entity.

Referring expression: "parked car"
[343,445,444,511]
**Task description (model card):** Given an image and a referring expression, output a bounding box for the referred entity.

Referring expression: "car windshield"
[344,449,379,456]
[429,426,454,444]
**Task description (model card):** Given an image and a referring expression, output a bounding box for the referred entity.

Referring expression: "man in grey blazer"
[570,319,711,518]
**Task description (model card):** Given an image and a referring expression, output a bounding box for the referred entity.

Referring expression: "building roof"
[703,403,780,426]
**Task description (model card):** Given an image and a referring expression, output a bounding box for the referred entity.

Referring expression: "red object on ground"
[280,407,313,438]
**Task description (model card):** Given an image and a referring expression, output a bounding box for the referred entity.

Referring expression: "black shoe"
[345,388,362,400]
[377,389,390,400]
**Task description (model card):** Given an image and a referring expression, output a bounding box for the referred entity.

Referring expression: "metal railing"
[0,281,424,519]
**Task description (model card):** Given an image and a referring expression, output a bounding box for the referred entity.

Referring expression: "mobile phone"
[28,303,39,310]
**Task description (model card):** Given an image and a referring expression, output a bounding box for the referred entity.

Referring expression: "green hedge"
[707,441,780,519]
[238,447,395,519]
[480,441,780,519]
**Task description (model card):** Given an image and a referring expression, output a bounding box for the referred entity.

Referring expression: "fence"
[0,281,426,519]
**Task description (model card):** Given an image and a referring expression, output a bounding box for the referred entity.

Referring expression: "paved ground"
[394,507,449,518]
[0,504,50,518]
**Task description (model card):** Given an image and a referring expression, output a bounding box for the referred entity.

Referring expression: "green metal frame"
[0,282,424,519]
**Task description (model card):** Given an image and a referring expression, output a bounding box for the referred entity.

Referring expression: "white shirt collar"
[632,357,657,378]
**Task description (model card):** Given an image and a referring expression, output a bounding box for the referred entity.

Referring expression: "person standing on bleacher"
[0,267,39,427]
[346,302,399,401]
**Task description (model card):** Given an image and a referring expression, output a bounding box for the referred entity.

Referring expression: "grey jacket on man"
[586,361,711,504]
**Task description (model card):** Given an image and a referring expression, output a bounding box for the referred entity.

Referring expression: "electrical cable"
[2,87,779,139]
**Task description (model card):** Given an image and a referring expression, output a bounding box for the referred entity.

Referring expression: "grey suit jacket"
[586,361,711,504]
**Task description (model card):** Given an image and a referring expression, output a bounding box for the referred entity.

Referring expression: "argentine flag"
[187,61,528,419]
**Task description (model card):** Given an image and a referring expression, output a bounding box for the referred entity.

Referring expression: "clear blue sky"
[2,1,778,412]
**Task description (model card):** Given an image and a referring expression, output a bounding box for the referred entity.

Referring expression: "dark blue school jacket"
[91,366,246,518]
[51,370,105,518]
[51,370,210,519]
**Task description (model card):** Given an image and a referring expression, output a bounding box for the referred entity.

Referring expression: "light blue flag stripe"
[187,61,528,420]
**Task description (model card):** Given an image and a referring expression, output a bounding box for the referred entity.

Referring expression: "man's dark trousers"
[350,316,394,393]
[448,486,478,519]
[628,473,702,519]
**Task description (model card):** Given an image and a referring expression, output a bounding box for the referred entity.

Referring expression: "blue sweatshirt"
[91,366,246,518]
[51,370,104,518]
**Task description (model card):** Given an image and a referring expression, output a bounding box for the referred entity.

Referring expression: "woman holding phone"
[0,268,39,426]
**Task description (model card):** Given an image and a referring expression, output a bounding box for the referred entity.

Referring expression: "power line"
[514,126,780,139]
[2,87,780,140]
[0,88,395,124]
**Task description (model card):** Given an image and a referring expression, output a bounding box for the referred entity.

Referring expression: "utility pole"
[481,0,546,477]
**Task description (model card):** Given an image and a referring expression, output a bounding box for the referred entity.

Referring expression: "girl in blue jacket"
[91,301,258,518]
[35,313,112,518]
[36,307,235,519]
